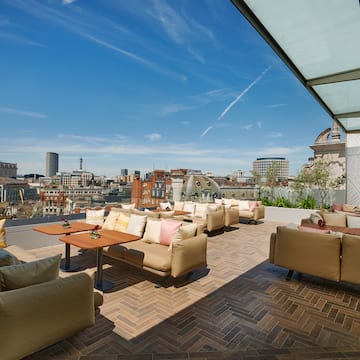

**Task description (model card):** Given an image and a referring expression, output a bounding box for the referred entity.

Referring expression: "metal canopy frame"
[231,0,360,133]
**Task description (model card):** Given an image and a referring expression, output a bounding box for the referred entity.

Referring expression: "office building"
[46,152,59,177]
[253,157,289,180]
[0,161,17,178]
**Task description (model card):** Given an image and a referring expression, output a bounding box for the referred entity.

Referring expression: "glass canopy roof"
[231,0,360,133]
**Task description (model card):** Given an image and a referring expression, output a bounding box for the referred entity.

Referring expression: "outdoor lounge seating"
[269,225,360,285]
[0,245,103,360]
[102,208,208,280]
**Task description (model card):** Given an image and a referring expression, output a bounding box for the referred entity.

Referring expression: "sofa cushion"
[102,209,122,230]
[169,223,198,251]
[173,201,184,211]
[122,241,172,272]
[0,219,7,248]
[322,213,347,227]
[183,202,196,216]
[0,254,61,291]
[343,204,359,212]
[159,210,175,218]
[86,209,105,226]
[194,203,208,219]
[159,201,172,210]
[126,214,147,237]
[142,219,162,243]
[238,200,250,211]
[114,212,131,232]
[122,203,136,210]
[159,219,182,246]
[0,248,20,268]
[346,215,360,228]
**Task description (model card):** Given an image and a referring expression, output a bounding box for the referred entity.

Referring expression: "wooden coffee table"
[59,230,140,291]
[33,222,97,271]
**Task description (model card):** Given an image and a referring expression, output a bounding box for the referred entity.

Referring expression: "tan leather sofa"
[0,245,103,360]
[171,201,225,234]
[269,226,360,284]
[102,208,208,279]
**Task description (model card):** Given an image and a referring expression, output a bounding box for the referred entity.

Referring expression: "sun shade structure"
[231,0,360,133]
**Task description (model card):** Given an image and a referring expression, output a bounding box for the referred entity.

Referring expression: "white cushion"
[160,201,172,210]
[86,209,105,226]
[126,214,147,237]
[183,202,196,216]
[113,212,130,232]
[142,219,162,243]
[238,200,250,211]
[173,201,184,211]
[102,209,121,230]
[122,203,136,210]
[194,203,208,219]
[347,215,360,228]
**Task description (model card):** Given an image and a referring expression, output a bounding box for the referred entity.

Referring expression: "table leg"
[60,243,80,272]
[94,247,113,291]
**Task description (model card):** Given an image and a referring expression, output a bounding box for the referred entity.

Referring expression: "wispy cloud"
[217,66,272,121]
[0,106,47,119]
[257,122,262,128]
[145,133,162,142]
[265,132,282,138]
[6,0,186,81]
[200,126,213,138]
[243,124,253,130]
[0,31,46,47]
[268,103,286,108]
[200,66,271,137]
[62,0,77,4]
[160,103,194,116]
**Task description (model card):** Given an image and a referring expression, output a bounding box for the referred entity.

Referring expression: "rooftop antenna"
[80,157,83,170]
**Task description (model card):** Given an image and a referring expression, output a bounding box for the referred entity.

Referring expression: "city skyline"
[0,0,335,177]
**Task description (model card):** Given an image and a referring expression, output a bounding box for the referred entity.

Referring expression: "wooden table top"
[33,221,96,235]
[152,209,191,216]
[58,230,140,250]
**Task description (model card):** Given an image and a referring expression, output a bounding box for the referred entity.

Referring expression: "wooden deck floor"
[25,221,360,360]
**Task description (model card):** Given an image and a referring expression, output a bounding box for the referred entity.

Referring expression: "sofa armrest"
[207,209,225,232]
[253,205,265,221]
[224,206,239,226]
[269,232,276,263]
[171,234,207,278]
[0,272,98,360]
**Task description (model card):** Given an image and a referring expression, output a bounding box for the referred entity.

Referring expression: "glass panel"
[246,0,360,79]
[313,80,360,115]
[338,118,360,132]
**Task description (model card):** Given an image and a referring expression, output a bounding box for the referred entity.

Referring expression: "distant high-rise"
[253,157,289,179]
[46,152,59,177]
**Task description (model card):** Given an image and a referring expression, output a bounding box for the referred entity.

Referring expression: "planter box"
[264,206,316,224]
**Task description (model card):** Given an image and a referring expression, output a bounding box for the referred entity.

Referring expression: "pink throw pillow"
[249,201,256,212]
[159,220,182,246]
[332,203,343,212]
[297,225,330,234]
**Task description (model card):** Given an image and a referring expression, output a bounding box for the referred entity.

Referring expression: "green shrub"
[297,195,317,209]
[273,196,295,208]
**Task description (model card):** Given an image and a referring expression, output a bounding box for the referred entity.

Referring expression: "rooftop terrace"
[5,219,360,360]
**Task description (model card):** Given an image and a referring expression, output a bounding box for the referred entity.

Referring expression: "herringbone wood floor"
[25,221,360,360]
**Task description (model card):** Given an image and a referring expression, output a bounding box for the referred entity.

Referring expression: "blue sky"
[0,0,336,178]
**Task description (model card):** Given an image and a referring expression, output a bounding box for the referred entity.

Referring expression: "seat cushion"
[0,248,20,268]
[0,219,7,248]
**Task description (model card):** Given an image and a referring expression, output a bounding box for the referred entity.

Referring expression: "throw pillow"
[0,248,20,267]
[126,214,147,237]
[183,202,196,216]
[102,208,122,230]
[346,215,360,228]
[297,225,330,234]
[159,219,182,246]
[173,201,184,211]
[238,200,250,211]
[194,203,208,219]
[113,212,131,232]
[142,219,162,243]
[343,204,359,212]
[159,201,172,210]
[249,201,257,212]
[86,209,105,226]
[169,223,198,251]
[0,254,61,291]
[310,211,324,224]
[121,203,136,210]
[0,219,7,248]
[322,213,347,227]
